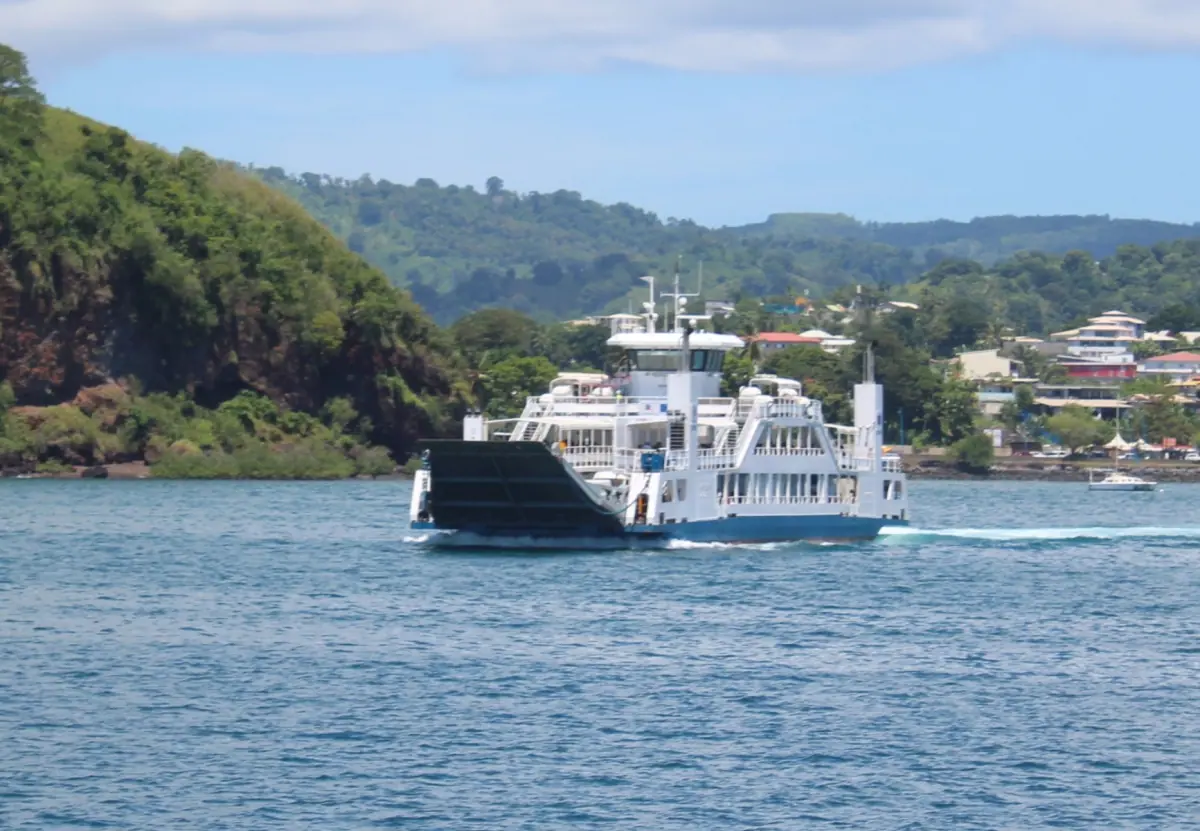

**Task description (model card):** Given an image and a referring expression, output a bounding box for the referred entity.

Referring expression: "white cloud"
[5,0,1200,71]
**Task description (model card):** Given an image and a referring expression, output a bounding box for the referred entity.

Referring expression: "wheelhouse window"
[626,350,678,371]
[689,350,724,372]
[626,349,724,372]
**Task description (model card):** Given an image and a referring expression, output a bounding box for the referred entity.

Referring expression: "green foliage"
[720,351,755,397]
[929,371,980,444]
[0,384,398,479]
[1127,395,1198,445]
[950,433,995,474]
[252,168,927,324]
[151,442,356,480]
[1045,406,1107,455]
[0,44,44,153]
[35,459,75,476]
[451,308,537,365]
[351,445,396,477]
[903,243,1200,341]
[252,158,1200,325]
[1147,304,1200,334]
[480,356,558,419]
[0,43,467,463]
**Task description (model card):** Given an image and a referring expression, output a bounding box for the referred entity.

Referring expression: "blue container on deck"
[640,451,665,472]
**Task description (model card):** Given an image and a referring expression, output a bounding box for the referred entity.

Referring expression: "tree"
[486,176,505,198]
[1139,395,1196,444]
[1132,340,1165,361]
[927,370,978,444]
[721,351,754,397]
[0,44,45,153]
[1045,406,1105,455]
[1147,304,1200,334]
[950,432,994,473]
[450,308,537,366]
[480,356,557,419]
[0,44,44,113]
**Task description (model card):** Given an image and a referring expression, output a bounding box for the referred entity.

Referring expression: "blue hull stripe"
[415,515,905,545]
[632,515,901,543]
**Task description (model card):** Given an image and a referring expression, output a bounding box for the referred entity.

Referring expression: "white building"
[954,349,1033,415]
[800,329,857,354]
[1139,351,1200,383]
[1049,311,1141,376]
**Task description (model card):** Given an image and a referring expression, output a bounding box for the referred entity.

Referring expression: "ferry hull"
[417,515,904,549]
[416,439,904,548]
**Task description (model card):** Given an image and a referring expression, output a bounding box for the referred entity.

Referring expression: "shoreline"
[5,459,1199,484]
[0,461,415,481]
[907,459,1200,482]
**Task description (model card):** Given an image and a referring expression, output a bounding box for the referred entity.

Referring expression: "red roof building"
[751,333,824,351]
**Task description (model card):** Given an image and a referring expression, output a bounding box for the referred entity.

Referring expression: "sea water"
[2,479,1200,828]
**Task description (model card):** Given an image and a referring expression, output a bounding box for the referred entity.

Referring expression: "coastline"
[0,462,414,481]
[5,458,1198,483]
[908,458,1200,482]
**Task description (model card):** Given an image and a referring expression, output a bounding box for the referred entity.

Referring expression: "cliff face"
[0,104,469,458]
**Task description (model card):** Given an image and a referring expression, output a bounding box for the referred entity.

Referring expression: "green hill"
[253,169,924,324]
[253,168,1200,324]
[747,213,1200,265]
[0,45,467,474]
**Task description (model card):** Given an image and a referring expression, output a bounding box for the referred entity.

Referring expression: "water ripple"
[2,480,1200,829]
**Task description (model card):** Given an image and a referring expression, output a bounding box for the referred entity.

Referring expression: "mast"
[859,284,875,383]
[640,275,656,333]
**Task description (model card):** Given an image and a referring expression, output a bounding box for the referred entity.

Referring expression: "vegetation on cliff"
[0,44,469,476]
[0,381,395,478]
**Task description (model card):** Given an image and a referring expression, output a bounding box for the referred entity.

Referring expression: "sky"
[5,0,1200,227]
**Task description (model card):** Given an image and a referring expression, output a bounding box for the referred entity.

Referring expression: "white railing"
[753,447,827,457]
[560,447,615,470]
[610,448,738,472]
[696,450,737,470]
[837,456,905,473]
[722,495,859,511]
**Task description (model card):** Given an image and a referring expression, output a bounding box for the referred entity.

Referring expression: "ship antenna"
[859,284,876,383]
[640,275,656,333]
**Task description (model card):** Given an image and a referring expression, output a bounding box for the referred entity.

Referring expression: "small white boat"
[1088,469,1156,491]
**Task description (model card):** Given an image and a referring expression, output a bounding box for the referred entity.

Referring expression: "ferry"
[410,281,908,547]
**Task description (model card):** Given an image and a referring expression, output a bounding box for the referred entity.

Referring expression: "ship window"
[676,479,687,502]
[687,350,724,372]
[627,350,679,371]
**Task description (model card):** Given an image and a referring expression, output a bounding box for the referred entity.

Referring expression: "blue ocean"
[3,479,1199,829]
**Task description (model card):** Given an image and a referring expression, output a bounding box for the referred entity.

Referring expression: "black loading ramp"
[421,440,626,537]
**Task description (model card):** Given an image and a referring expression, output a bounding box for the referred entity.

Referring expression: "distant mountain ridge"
[252,166,1200,324]
[745,212,1200,265]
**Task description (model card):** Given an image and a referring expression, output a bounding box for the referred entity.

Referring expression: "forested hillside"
[743,213,1200,266]
[0,44,468,474]
[254,168,1200,324]
[254,168,924,323]
[888,243,1200,343]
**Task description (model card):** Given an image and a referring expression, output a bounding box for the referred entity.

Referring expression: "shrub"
[35,459,75,476]
[950,432,995,474]
[352,445,395,477]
